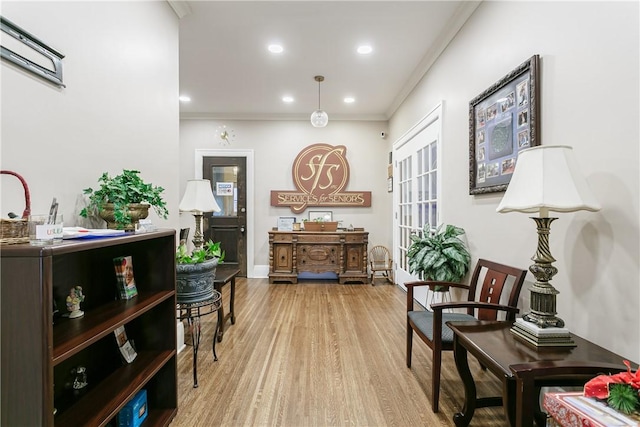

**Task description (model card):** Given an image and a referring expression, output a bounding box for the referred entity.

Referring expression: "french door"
[393,105,442,302]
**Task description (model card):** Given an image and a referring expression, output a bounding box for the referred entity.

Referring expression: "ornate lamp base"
[192,212,204,251]
[510,318,575,347]
[511,216,575,347]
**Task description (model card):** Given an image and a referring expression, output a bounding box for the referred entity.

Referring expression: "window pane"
[431,172,437,199]
[431,143,437,169]
[430,202,438,227]
[210,165,237,216]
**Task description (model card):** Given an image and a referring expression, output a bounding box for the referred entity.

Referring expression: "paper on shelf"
[63,227,126,239]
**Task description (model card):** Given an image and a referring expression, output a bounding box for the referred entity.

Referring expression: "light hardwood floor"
[171,278,508,426]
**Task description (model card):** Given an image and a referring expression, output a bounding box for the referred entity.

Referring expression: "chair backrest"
[466,258,527,321]
[369,245,391,267]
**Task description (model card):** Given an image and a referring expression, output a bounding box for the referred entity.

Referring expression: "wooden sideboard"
[268,230,368,284]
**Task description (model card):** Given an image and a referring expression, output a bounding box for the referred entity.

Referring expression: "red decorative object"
[584,360,640,400]
[544,392,639,427]
[0,170,31,218]
[0,170,31,244]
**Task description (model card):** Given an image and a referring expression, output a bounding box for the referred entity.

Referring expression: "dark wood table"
[213,265,240,342]
[447,320,633,427]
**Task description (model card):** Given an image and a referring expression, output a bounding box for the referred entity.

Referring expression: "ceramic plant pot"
[176,257,218,304]
[98,203,149,231]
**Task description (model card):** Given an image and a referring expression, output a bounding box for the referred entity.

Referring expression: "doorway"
[393,104,442,301]
[196,149,255,278]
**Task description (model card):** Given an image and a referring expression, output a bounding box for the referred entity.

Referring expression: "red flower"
[584,360,640,399]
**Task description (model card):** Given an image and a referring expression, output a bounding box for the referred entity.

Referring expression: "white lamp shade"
[496,145,601,214]
[310,109,328,127]
[179,180,221,213]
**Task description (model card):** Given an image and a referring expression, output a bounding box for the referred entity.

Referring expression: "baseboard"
[253,264,269,278]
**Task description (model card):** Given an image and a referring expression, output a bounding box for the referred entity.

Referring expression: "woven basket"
[1,170,31,245]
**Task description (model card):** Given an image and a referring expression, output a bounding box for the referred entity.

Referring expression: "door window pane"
[211,166,238,217]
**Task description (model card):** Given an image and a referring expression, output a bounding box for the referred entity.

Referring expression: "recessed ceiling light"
[179,95,191,102]
[268,44,284,53]
[282,96,294,103]
[357,45,373,55]
[344,97,355,103]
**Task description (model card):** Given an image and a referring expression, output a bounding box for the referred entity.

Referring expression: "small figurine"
[66,286,85,319]
[71,366,88,397]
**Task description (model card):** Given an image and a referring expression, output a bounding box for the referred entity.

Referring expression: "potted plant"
[80,169,168,231]
[406,223,471,290]
[176,239,225,304]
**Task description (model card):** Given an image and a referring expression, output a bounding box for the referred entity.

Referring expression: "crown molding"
[386,1,482,118]
[167,0,192,19]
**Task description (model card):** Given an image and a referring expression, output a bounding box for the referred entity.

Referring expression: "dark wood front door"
[203,156,247,277]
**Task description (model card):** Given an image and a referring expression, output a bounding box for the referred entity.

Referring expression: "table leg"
[216,298,225,342]
[504,378,516,426]
[188,315,202,388]
[453,334,476,427]
[212,316,219,361]
[514,377,535,427]
[229,277,236,324]
[214,282,226,343]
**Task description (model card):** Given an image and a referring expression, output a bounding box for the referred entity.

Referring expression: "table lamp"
[179,180,221,250]
[496,145,600,347]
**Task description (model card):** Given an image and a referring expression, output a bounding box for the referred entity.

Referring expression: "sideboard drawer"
[273,233,293,243]
[344,233,364,243]
[297,234,341,244]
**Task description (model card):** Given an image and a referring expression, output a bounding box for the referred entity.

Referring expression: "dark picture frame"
[469,55,540,195]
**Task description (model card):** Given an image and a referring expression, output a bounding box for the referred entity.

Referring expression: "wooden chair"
[406,258,527,412]
[369,245,393,285]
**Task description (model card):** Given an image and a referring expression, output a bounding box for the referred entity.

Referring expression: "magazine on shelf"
[114,325,137,363]
[113,256,138,300]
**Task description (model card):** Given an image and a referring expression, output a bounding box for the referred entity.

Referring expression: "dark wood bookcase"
[1,230,178,426]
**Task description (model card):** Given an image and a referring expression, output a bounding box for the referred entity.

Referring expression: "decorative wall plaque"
[270,143,372,213]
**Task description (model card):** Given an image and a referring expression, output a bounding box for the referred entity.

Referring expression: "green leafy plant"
[302,218,327,223]
[176,239,225,264]
[608,384,640,414]
[80,169,168,227]
[406,223,471,287]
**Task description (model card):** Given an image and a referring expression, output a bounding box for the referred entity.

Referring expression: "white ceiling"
[175,1,480,121]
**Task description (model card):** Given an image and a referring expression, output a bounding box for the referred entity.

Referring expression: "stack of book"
[510,317,576,347]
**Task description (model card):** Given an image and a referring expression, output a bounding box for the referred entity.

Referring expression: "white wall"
[179,119,392,274]
[1,1,180,231]
[390,1,639,361]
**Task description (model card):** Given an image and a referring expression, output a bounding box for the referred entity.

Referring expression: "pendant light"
[310,75,328,127]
